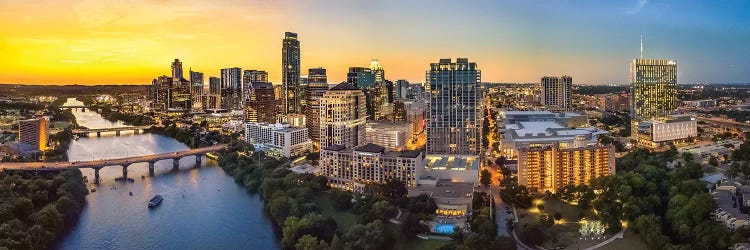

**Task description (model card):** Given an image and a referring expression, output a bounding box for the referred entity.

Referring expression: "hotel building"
[319,82,367,149]
[244,122,312,159]
[321,143,423,192]
[19,118,49,152]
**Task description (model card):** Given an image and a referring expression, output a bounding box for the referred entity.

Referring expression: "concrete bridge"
[72,126,152,137]
[697,117,750,132]
[60,105,87,109]
[0,144,227,184]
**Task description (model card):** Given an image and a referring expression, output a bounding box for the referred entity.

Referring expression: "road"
[0,144,227,170]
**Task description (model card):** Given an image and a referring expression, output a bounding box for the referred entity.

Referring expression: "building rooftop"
[399,150,422,158]
[716,189,750,221]
[329,82,359,91]
[323,144,346,151]
[355,143,386,153]
[425,155,479,171]
[408,181,474,201]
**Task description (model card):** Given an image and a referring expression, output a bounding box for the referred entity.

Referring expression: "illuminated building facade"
[220,67,243,110]
[282,32,302,114]
[209,77,221,95]
[320,82,367,149]
[244,122,312,159]
[426,58,481,155]
[242,70,268,106]
[630,59,677,120]
[321,143,423,192]
[19,118,49,152]
[365,121,409,151]
[541,76,572,111]
[305,68,328,149]
[244,82,276,124]
[517,143,615,193]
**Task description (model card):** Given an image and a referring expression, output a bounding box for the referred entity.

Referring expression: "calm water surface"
[57,98,280,249]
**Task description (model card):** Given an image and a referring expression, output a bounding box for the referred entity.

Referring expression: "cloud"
[626,0,648,14]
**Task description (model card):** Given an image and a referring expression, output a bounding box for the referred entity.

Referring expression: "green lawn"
[604,230,647,250]
[313,192,357,231]
[51,121,71,129]
[516,196,604,249]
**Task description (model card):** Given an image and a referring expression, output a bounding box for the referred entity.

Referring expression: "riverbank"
[0,169,88,249]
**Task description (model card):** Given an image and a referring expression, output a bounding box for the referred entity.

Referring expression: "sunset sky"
[0,0,748,85]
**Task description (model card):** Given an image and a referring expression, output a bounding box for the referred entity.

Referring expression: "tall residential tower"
[426,58,481,155]
[282,32,301,114]
[541,76,572,111]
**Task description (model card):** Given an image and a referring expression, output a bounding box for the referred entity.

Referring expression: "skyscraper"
[394,80,409,99]
[245,82,277,124]
[19,118,48,152]
[426,58,481,155]
[305,68,328,149]
[190,70,204,96]
[540,76,572,111]
[630,59,677,120]
[242,70,268,109]
[282,32,301,114]
[320,82,367,149]
[171,59,183,79]
[346,67,375,88]
[209,77,221,95]
[369,59,385,85]
[220,67,242,110]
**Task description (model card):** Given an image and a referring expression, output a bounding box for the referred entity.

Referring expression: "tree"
[295,235,329,250]
[371,200,397,220]
[480,169,492,187]
[377,178,407,200]
[343,220,386,250]
[329,189,353,210]
[400,212,427,238]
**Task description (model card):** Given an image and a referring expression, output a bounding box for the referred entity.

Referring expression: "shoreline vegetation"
[0,169,88,249]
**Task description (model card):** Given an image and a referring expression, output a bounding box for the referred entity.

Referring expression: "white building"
[499,120,608,159]
[365,121,409,151]
[321,143,423,192]
[634,116,697,148]
[244,122,312,159]
[499,111,587,128]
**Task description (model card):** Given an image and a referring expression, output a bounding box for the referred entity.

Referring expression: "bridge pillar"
[122,164,130,180]
[93,167,101,185]
[134,129,140,134]
[116,130,121,136]
[173,157,181,171]
[97,131,101,137]
[148,161,156,176]
[195,154,203,168]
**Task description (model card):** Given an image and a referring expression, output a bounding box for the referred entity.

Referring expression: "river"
[57,98,280,249]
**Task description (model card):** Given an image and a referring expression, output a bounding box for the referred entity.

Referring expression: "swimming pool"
[434,223,455,234]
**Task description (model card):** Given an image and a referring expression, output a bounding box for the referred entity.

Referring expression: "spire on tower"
[640,35,643,59]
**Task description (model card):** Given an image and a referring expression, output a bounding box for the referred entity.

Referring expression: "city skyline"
[1,0,749,85]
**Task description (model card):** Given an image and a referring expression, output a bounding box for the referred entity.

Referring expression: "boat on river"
[148,195,163,208]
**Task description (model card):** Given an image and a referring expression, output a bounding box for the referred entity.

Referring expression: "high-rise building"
[518,144,615,194]
[282,32,302,114]
[395,80,409,99]
[220,67,243,110]
[209,77,221,95]
[346,67,375,88]
[19,118,49,152]
[242,70,269,109]
[426,58,481,155]
[244,82,276,124]
[630,59,677,120]
[150,59,191,111]
[305,68,328,149]
[190,70,204,96]
[541,76,572,111]
[369,59,385,84]
[320,82,367,149]
[171,59,183,79]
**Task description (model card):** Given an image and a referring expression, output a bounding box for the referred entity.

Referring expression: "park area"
[313,192,450,250]
[515,196,627,249]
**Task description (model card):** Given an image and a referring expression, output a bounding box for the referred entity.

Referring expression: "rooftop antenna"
[640,35,643,59]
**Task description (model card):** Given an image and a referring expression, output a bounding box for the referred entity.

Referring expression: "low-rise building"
[320,143,423,192]
[408,181,474,216]
[365,121,410,151]
[244,122,312,159]
[632,116,697,149]
[499,111,587,128]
